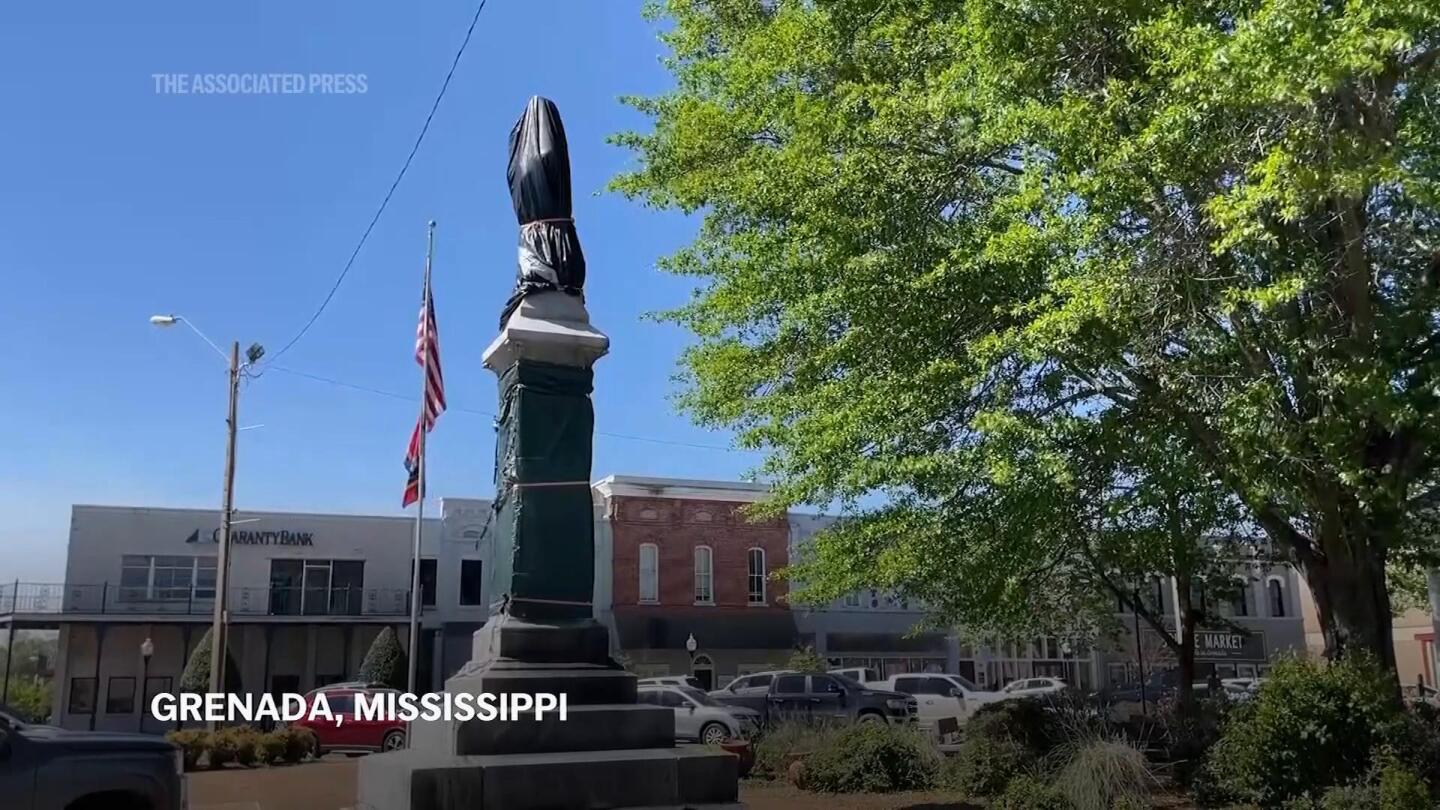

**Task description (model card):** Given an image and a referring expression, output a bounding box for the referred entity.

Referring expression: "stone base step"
[454,703,675,756]
[448,663,638,706]
[357,746,740,810]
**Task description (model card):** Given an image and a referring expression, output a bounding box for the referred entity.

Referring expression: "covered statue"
[502,96,586,328]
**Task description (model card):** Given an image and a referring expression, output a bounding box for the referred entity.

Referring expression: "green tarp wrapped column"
[489,359,595,622]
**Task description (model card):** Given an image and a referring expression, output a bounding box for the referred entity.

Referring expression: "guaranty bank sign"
[185,528,315,547]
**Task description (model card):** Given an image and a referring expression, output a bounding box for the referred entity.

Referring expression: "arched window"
[638,543,659,604]
[693,546,714,604]
[747,548,766,604]
[1267,578,1287,617]
[1230,579,1253,617]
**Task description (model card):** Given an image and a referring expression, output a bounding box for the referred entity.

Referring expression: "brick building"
[593,476,800,689]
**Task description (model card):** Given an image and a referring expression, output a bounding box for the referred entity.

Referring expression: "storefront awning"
[613,609,800,650]
[824,632,948,654]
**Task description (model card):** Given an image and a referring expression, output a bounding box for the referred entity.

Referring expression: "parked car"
[290,685,407,756]
[998,677,1067,699]
[638,685,761,744]
[871,672,1004,738]
[710,670,796,700]
[827,667,879,684]
[0,703,185,810]
[638,675,706,691]
[710,671,917,727]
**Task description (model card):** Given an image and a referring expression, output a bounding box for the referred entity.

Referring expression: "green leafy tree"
[179,628,242,693]
[357,627,407,689]
[5,680,52,723]
[614,0,1440,678]
[786,645,826,672]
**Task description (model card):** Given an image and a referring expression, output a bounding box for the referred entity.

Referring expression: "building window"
[106,677,136,714]
[459,559,485,606]
[411,558,438,608]
[1148,576,1166,614]
[844,592,861,608]
[639,543,659,604]
[694,546,714,604]
[119,555,217,602]
[747,548,766,604]
[1267,578,1287,617]
[68,677,96,714]
[269,559,365,616]
[869,588,879,608]
[143,676,171,712]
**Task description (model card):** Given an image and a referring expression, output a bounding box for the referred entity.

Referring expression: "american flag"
[403,284,445,507]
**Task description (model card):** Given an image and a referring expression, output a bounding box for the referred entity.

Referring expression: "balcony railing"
[0,581,412,618]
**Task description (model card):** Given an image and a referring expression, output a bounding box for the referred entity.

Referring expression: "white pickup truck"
[867,673,1003,740]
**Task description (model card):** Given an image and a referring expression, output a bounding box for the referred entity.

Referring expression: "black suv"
[0,705,184,810]
[711,671,917,726]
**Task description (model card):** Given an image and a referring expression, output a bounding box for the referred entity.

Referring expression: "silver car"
[638,685,761,745]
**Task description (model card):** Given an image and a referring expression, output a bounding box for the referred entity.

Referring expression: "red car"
[291,685,406,756]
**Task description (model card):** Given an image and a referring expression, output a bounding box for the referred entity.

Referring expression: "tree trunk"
[1174,572,1197,712]
[1300,516,1398,676]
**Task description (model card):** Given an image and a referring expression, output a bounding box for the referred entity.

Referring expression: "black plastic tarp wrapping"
[502,96,586,328]
[489,360,596,621]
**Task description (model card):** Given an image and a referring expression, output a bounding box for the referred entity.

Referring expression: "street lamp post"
[139,637,154,733]
[685,633,698,672]
[150,315,261,729]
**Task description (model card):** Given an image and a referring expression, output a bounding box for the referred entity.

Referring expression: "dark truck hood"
[18,724,176,753]
[856,688,908,700]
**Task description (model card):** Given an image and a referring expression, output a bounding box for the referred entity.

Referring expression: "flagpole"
[407,220,436,696]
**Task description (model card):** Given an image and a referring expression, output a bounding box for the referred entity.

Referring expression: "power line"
[268,0,491,364]
[269,365,755,453]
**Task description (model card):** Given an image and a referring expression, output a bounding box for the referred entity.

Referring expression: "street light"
[685,633,698,655]
[139,638,154,733]
[151,314,262,728]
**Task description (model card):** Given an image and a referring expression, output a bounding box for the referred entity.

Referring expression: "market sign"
[185,528,315,547]
[1194,629,1265,662]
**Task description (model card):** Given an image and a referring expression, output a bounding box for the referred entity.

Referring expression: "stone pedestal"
[357,292,742,809]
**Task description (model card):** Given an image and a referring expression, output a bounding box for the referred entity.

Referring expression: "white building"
[1,500,493,732]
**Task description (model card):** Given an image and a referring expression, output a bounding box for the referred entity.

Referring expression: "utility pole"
[208,340,240,727]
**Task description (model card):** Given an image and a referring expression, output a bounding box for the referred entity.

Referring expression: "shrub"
[1391,704,1440,789]
[1051,738,1154,810]
[205,728,238,768]
[223,727,260,767]
[1205,656,1406,805]
[1375,759,1430,810]
[800,722,941,793]
[993,774,1067,810]
[1316,784,1377,809]
[968,698,1062,756]
[280,726,318,763]
[166,729,206,771]
[357,627,407,689]
[946,734,1033,797]
[256,731,287,765]
[753,721,840,780]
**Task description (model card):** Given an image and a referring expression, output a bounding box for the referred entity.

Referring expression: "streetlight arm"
[151,314,230,364]
[178,318,231,364]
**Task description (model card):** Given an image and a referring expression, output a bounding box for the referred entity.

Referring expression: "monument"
[356,97,742,809]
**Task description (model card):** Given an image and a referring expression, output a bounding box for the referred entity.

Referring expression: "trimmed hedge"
[164,726,314,771]
[357,627,408,689]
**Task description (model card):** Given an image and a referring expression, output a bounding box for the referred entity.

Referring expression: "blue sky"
[0,2,762,581]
